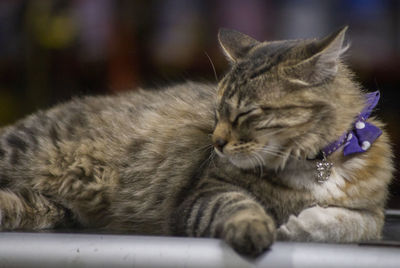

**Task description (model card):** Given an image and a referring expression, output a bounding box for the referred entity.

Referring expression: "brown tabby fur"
[0,27,394,256]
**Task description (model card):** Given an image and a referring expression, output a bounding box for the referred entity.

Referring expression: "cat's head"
[212,27,364,170]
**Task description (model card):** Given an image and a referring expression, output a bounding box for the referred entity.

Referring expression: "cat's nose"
[214,138,227,152]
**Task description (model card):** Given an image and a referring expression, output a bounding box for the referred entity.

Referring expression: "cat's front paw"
[218,212,276,256]
[277,205,331,241]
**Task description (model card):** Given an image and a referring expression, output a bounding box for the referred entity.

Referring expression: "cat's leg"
[277,205,383,242]
[0,189,66,230]
[171,179,276,256]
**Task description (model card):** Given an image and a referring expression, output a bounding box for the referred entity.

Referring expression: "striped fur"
[0,28,394,256]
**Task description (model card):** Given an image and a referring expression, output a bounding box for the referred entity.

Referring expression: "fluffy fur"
[0,27,394,256]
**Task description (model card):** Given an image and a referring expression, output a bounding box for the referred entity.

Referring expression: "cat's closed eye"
[254,124,285,131]
[232,108,258,126]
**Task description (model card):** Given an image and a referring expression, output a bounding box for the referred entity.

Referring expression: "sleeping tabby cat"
[0,26,394,256]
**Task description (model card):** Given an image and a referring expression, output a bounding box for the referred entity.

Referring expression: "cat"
[0,26,394,256]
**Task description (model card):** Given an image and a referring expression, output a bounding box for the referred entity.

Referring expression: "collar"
[321,91,382,158]
[311,91,382,183]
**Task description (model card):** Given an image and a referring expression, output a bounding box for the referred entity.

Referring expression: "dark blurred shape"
[0,0,399,207]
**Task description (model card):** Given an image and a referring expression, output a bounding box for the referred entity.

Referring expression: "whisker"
[259,146,284,152]
[204,51,218,82]
[257,149,285,158]
[210,150,217,168]
[257,147,287,157]
[258,147,299,161]
[253,153,264,179]
[193,143,213,153]
[290,139,305,158]
[199,149,214,170]
[256,128,286,138]
[248,156,257,174]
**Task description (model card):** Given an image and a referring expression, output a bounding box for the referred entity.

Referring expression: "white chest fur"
[278,157,367,201]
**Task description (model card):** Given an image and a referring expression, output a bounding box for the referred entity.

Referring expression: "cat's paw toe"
[220,215,276,256]
[276,224,291,240]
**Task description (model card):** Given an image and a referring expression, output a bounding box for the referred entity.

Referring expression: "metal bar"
[0,232,399,268]
[386,209,400,217]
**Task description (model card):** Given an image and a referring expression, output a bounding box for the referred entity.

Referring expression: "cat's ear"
[282,26,349,86]
[218,28,259,63]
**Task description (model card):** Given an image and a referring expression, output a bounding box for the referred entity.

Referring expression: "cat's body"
[0,27,394,256]
[0,83,216,232]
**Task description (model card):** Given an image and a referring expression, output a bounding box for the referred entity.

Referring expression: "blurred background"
[0,0,399,207]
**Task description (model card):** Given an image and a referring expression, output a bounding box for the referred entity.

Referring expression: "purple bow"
[323,91,382,156]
